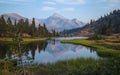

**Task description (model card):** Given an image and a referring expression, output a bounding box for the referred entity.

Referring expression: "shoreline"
[61,39,120,57]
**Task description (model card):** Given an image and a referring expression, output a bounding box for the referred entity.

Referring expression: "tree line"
[87,9,120,35]
[0,15,59,37]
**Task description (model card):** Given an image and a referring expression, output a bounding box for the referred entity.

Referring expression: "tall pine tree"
[16,19,24,33]
[7,17,13,37]
[30,18,36,37]
[0,15,7,37]
[24,18,29,34]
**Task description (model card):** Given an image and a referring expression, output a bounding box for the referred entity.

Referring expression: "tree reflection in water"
[0,39,100,64]
[27,41,48,59]
[0,41,48,65]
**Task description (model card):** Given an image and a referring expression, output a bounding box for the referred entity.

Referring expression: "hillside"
[73,9,120,36]
[60,27,83,35]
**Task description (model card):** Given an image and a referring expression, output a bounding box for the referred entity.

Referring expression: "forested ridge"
[82,9,120,35]
[0,16,58,37]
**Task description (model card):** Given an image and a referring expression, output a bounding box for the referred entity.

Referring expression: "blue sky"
[0,0,120,23]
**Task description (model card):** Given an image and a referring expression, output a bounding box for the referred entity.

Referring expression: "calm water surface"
[0,37,100,64]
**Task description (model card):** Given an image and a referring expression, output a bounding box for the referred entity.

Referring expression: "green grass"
[61,39,120,57]
[1,58,98,75]
[1,57,120,75]
[0,38,48,43]
[22,38,48,43]
[20,57,120,75]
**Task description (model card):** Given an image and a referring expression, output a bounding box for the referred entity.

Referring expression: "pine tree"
[52,29,56,37]
[0,15,7,37]
[7,17,13,37]
[0,16,2,37]
[16,19,24,33]
[30,18,36,37]
[90,19,93,25]
[43,23,48,37]
[13,19,17,34]
[24,18,29,34]
[98,24,107,35]
[38,24,42,37]
[107,19,112,35]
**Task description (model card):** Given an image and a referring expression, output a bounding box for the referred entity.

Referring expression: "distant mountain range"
[0,13,85,31]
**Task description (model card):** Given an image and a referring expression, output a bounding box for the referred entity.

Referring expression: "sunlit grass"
[22,38,48,43]
[0,38,12,42]
[0,38,48,43]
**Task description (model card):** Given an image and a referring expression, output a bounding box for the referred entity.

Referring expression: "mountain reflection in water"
[0,37,100,64]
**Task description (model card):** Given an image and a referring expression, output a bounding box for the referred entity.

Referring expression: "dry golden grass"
[95,34,120,50]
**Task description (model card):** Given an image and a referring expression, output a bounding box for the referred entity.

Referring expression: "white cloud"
[97,0,107,2]
[109,0,120,7]
[15,0,26,1]
[54,0,86,5]
[0,0,34,4]
[0,0,33,2]
[99,0,120,8]
[62,8,75,12]
[43,1,56,5]
[56,7,75,13]
[41,6,56,11]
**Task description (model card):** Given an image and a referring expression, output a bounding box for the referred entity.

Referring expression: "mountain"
[60,27,83,34]
[2,13,25,20]
[0,13,27,25]
[40,13,85,31]
[0,13,85,32]
[69,9,120,36]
